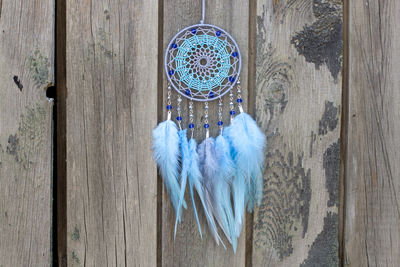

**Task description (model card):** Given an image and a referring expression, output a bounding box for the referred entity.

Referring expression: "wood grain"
[161,0,249,266]
[253,0,342,266]
[0,0,54,265]
[344,0,400,266]
[65,1,158,266]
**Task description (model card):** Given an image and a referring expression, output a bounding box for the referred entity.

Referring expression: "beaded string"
[167,84,173,120]
[229,90,235,121]
[176,95,183,130]
[204,101,210,138]
[218,98,223,135]
[236,79,244,113]
[188,100,195,138]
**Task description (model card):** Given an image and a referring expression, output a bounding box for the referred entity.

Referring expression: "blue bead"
[171,43,178,48]
[209,91,214,98]
[189,123,195,129]
[232,52,238,57]
[169,70,174,75]
[217,121,223,126]
[166,105,172,110]
[204,124,209,128]
[216,30,221,37]
[191,28,197,34]
[237,98,243,103]
[185,89,191,95]
[230,110,236,115]
[229,76,235,83]
[176,116,182,121]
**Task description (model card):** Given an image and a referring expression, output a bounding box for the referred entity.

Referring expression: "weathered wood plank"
[65,1,158,266]
[0,0,54,265]
[253,0,342,266]
[344,0,400,266]
[161,0,248,266]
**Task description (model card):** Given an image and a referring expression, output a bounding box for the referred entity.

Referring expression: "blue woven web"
[175,35,232,91]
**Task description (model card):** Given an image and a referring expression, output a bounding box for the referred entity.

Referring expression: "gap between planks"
[339,0,349,266]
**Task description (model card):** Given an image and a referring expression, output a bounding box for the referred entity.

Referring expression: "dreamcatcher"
[152,0,266,252]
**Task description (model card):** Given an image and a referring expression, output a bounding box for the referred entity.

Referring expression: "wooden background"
[0,0,399,266]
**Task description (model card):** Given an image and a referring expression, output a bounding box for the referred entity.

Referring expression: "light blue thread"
[175,34,233,92]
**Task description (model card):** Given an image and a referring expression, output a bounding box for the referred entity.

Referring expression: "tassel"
[152,120,186,224]
[215,134,238,252]
[225,112,266,234]
[198,137,225,248]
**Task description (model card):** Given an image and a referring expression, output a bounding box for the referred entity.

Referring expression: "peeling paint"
[254,149,311,260]
[319,101,338,135]
[1,106,47,169]
[300,212,338,267]
[291,0,342,81]
[72,251,80,264]
[94,28,115,58]
[323,140,340,207]
[6,134,19,159]
[27,49,51,86]
[71,225,80,241]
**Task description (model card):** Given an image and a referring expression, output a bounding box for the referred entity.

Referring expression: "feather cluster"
[152,111,266,252]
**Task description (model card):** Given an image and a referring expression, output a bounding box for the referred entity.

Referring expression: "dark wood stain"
[13,76,23,91]
[254,149,311,260]
[6,134,19,158]
[300,212,338,267]
[291,0,343,81]
[319,101,339,136]
[323,139,340,207]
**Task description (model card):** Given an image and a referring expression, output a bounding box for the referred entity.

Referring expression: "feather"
[187,138,218,240]
[152,120,186,224]
[198,137,225,248]
[223,126,245,237]
[174,130,190,238]
[215,134,238,252]
[225,113,266,236]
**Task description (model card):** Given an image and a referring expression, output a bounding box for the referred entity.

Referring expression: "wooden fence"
[0,0,399,266]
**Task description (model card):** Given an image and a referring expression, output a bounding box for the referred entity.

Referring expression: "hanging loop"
[200,0,206,24]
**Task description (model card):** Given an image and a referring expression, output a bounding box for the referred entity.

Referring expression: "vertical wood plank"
[344,0,400,266]
[253,0,342,266]
[0,0,54,265]
[161,1,248,266]
[65,1,158,266]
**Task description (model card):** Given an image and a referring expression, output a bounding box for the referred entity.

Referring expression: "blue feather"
[215,134,238,252]
[198,137,225,248]
[225,112,266,236]
[152,120,186,223]
[187,138,217,240]
[224,126,246,237]
[174,130,190,238]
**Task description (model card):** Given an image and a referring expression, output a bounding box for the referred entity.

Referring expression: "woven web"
[166,25,240,101]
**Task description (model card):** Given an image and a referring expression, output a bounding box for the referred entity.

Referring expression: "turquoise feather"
[225,112,266,236]
[152,120,186,224]
[198,137,225,248]
[187,137,217,239]
[215,134,238,252]
[174,130,190,238]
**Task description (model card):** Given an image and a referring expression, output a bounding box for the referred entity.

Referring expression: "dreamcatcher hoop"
[165,23,242,102]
